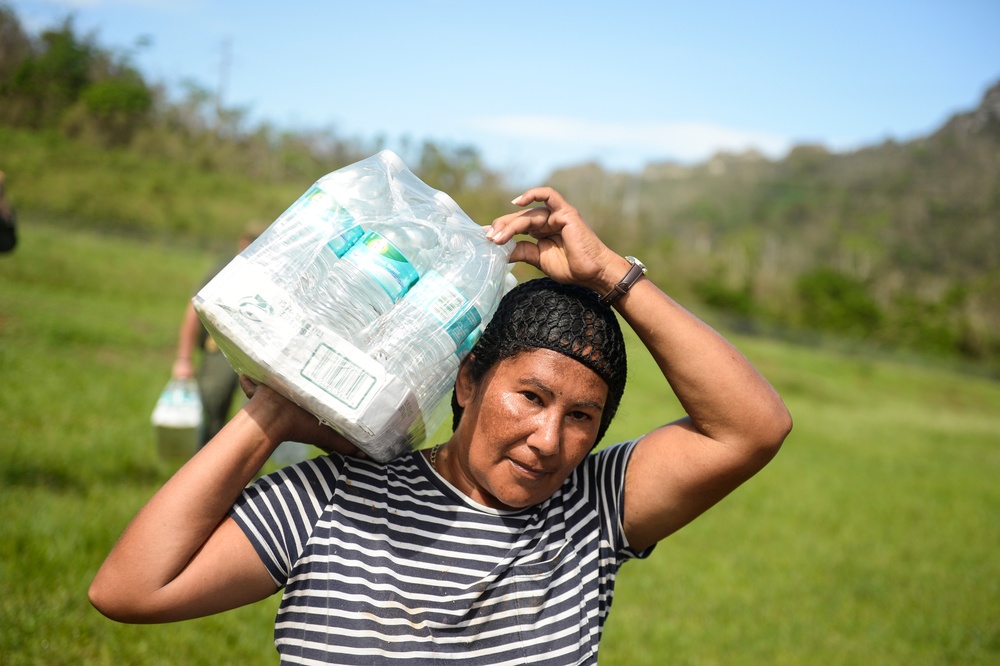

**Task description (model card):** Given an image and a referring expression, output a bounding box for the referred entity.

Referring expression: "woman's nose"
[526,411,561,456]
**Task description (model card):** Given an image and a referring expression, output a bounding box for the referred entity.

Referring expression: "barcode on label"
[427,283,466,325]
[301,343,376,410]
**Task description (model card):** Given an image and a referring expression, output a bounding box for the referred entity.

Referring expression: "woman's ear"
[454,353,476,408]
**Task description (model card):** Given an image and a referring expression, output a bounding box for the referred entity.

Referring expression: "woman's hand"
[171,357,195,381]
[486,187,628,293]
[239,376,363,457]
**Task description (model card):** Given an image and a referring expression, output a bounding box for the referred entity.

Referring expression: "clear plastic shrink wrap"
[193,151,516,461]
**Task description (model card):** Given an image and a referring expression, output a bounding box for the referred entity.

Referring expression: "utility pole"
[216,37,232,127]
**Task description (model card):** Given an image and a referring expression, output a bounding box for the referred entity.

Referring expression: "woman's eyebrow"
[519,377,605,412]
[519,377,555,398]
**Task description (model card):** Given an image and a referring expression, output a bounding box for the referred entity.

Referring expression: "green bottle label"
[285,185,362,257]
[344,230,419,302]
[405,271,481,345]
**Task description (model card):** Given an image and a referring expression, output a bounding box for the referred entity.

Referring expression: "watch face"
[627,256,648,274]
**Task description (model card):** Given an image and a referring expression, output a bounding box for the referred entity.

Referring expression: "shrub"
[796,267,882,337]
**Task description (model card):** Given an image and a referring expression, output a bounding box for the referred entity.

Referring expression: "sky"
[8,0,1000,186]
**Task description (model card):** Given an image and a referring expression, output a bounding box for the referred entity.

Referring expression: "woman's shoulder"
[299,449,431,491]
[580,439,643,474]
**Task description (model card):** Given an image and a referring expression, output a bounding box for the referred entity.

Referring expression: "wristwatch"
[598,256,647,306]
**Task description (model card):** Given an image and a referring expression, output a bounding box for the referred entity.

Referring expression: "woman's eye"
[569,411,591,422]
[522,391,541,404]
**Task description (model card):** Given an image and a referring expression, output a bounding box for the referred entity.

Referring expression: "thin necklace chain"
[430,443,443,470]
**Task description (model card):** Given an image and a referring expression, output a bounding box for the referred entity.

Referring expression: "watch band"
[598,256,647,306]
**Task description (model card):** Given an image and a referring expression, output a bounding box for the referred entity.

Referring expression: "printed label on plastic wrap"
[344,230,419,301]
[295,335,421,450]
[300,342,378,410]
[196,257,306,360]
[407,270,482,345]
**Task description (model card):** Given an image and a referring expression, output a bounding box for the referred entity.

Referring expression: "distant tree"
[0,3,31,83]
[0,9,152,144]
[68,76,152,145]
[73,32,153,145]
[693,271,755,317]
[0,17,93,128]
[797,267,883,338]
[416,141,490,193]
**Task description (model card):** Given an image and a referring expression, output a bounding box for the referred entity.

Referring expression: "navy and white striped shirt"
[231,440,652,665]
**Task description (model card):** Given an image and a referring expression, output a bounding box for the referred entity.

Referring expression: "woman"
[90,188,792,664]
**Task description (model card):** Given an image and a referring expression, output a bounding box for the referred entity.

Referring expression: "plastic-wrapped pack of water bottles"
[193,151,515,462]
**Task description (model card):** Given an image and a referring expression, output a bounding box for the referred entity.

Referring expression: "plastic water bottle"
[303,186,460,338]
[365,232,514,390]
[397,325,481,445]
[242,149,462,338]
[288,190,365,294]
[151,378,202,429]
[400,270,519,441]
[241,150,404,291]
[308,213,442,338]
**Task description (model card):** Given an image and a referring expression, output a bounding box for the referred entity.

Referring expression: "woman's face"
[448,348,609,510]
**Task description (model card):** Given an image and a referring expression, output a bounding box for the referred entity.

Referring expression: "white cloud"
[469,115,793,164]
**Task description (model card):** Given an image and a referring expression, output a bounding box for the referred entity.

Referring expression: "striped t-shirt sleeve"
[230,455,344,586]
[592,439,656,561]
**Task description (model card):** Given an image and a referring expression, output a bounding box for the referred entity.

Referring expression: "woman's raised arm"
[488,187,792,551]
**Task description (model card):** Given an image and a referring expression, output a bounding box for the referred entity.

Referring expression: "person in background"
[172,224,263,448]
[0,171,17,254]
[91,188,792,664]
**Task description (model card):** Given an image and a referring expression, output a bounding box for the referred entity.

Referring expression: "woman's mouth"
[509,457,547,480]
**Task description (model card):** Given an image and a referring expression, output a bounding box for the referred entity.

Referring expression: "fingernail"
[511,195,522,205]
[485,225,495,239]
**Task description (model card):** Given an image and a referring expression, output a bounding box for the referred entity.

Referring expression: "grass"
[602,335,1000,665]
[2,222,998,664]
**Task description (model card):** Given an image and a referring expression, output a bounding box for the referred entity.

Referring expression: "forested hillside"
[0,4,514,244]
[1,4,997,369]
[549,83,1000,365]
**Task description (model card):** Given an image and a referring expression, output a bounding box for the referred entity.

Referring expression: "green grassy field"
[1,223,998,665]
